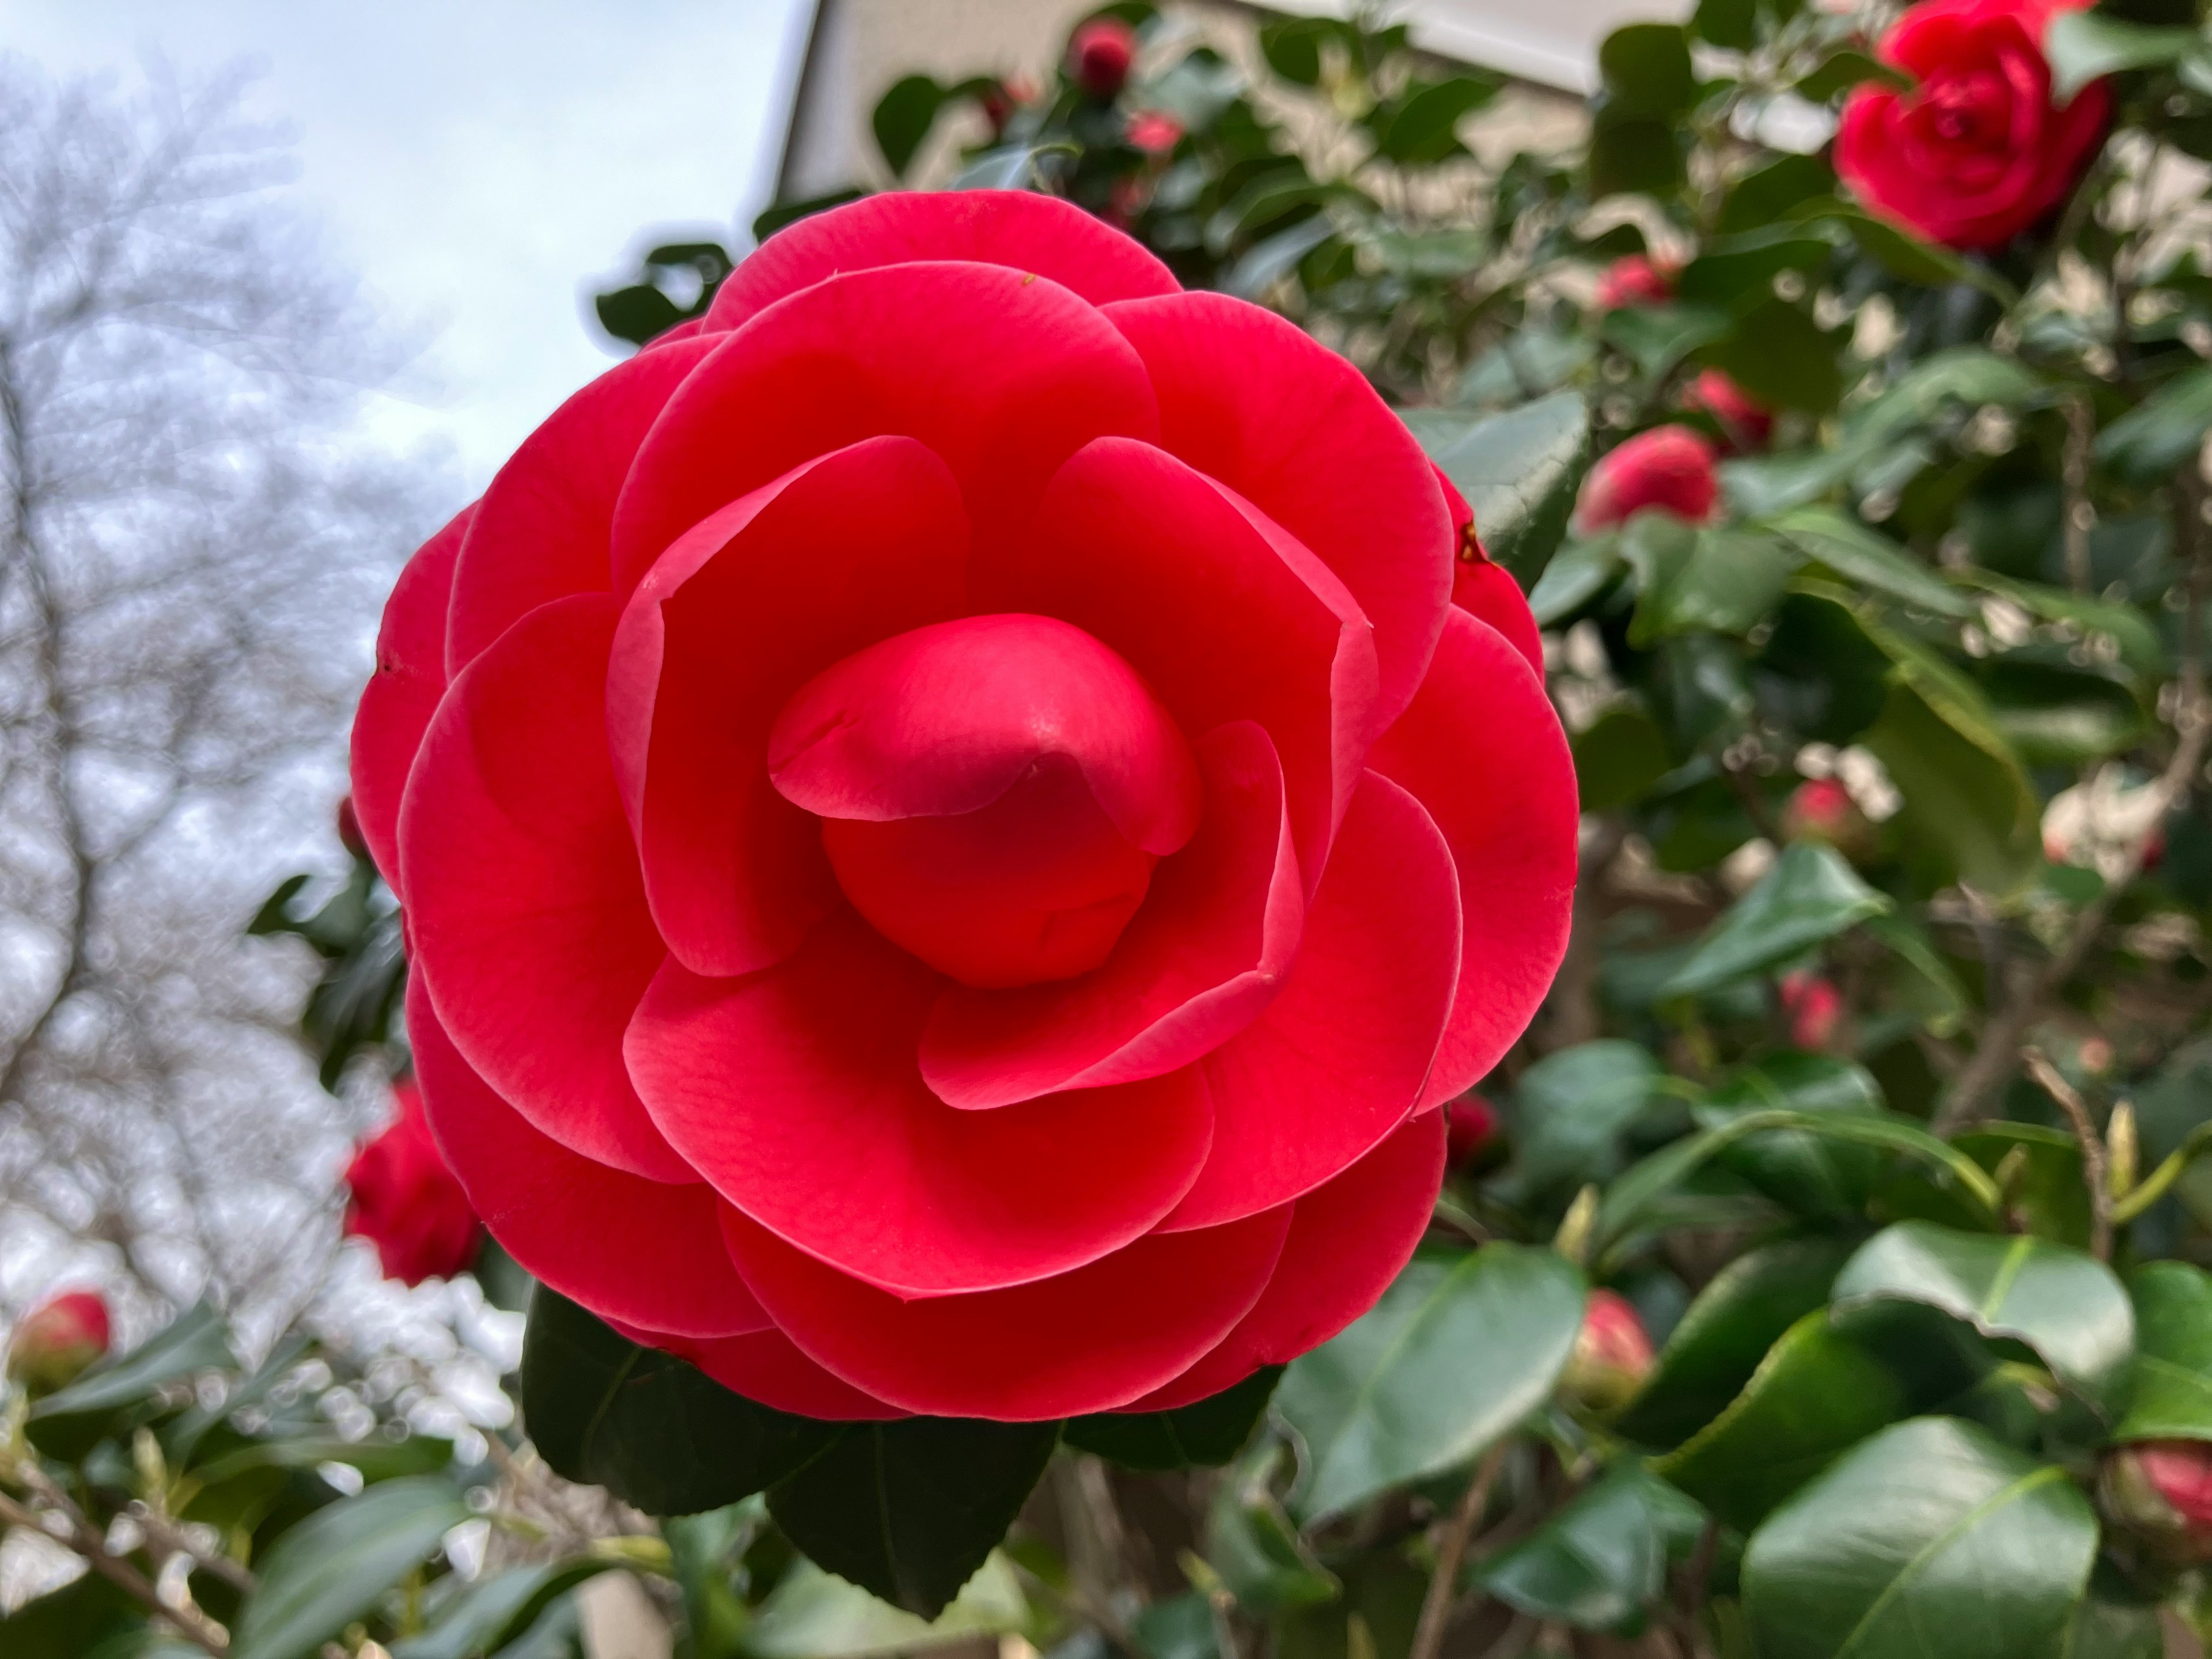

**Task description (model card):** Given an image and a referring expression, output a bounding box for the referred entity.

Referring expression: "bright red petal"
[919,721,1303,1108]
[610,1323,909,1422]
[609,262,1158,599]
[605,437,969,979]
[1105,292,1451,734]
[402,593,689,1182]
[350,505,471,895]
[1126,1110,1445,1410]
[719,1202,1292,1420]
[1452,558,1544,679]
[626,912,1213,1297]
[705,191,1180,332]
[407,976,762,1339]
[1163,769,1459,1230]
[1370,609,1577,1110]
[445,337,715,671]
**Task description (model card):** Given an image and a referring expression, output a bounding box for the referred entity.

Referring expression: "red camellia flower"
[1071,18,1137,100]
[1593,253,1675,310]
[1127,111,1183,156]
[1682,369,1772,452]
[1835,0,2110,251]
[7,1290,110,1395]
[2102,1441,2212,1560]
[351,192,1577,1422]
[343,1081,482,1286]
[1783,777,1876,863]
[1778,971,1845,1051]
[1573,425,1720,532]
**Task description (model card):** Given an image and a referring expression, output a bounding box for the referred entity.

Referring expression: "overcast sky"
[1,0,815,488]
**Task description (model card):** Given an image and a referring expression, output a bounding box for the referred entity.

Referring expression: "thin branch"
[0,1483,229,1655]
[2023,1047,2112,1260]
[1407,1441,1509,1659]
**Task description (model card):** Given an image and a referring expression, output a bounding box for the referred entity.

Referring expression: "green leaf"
[1599,23,1697,116]
[1721,156,1838,233]
[1630,524,1806,643]
[190,1433,454,1489]
[1259,17,1331,84]
[1793,48,1910,100]
[1695,0,1757,52]
[2059,1569,2167,1659]
[232,1476,468,1659]
[1065,1366,1281,1470]
[1953,571,2165,678]
[1660,843,1889,997]
[1276,1244,1586,1522]
[766,1418,1059,1619]
[740,1552,1032,1659]
[1818,206,1983,290]
[2114,1260,2212,1442]
[1589,110,1684,199]
[1600,303,1733,381]
[1705,297,1843,414]
[389,1561,608,1659]
[521,1289,839,1517]
[2045,11,2197,100]
[1831,1222,2135,1416]
[1741,1417,2097,1659]
[1703,1053,1887,1218]
[1615,1236,1857,1447]
[1368,75,1497,164]
[1677,229,1835,309]
[1860,665,2040,897]
[1530,537,1623,626]
[1404,391,1589,583]
[29,1301,236,1459]
[0,1574,143,1658]
[1770,509,1974,616]
[2095,363,2212,483]
[1205,1438,1339,1612]
[1953,1124,2092,1248]
[872,75,945,178]
[1510,1040,1669,1196]
[1572,704,1671,812]
[1223,215,1336,299]
[1477,1464,1706,1634]
[1656,1312,1908,1531]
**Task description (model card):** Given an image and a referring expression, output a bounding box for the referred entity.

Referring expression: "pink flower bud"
[1682,369,1773,452]
[343,1081,482,1286]
[1594,253,1675,310]
[1778,970,1844,1052]
[1782,778,1876,864]
[1127,111,1183,155]
[1573,426,1719,533]
[1561,1289,1656,1413]
[8,1290,111,1395]
[2101,1441,2212,1561]
[1446,1096,1501,1169]
[1071,18,1137,100]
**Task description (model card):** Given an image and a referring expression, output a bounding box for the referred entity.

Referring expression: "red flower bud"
[343,1081,482,1286]
[1561,1289,1655,1412]
[1573,426,1719,533]
[8,1290,111,1395]
[1446,1096,1501,1169]
[1071,18,1137,99]
[1127,111,1183,155]
[1682,369,1774,452]
[1782,777,1876,864]
[1778,970,1844,1051]
[1594,253,1675,310]
[336,794,369,861]
[2101,1441,2212,1561]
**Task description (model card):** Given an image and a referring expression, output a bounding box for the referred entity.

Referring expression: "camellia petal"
[719,1201,1293,1421]
[350,504,471,895]
[626,911,1214,1296]
[1452,559,1543,678]
[1370,608,1578,1111]
[919,721,1303,1108]
[609,261,1160,597]
[1105,291,1452,734]
[1125,1109,1446,1410]
[407,976,764,1340]
[608,1323,908,1422]
[1163,768,1460,1230]
[605,437,971,979]
[704,190,1181,332]
[401,593,690,1183]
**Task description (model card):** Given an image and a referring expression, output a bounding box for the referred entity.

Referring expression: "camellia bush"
[34,1,2212,1656]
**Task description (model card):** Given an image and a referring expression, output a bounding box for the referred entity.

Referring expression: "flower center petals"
[768,614,1200,988]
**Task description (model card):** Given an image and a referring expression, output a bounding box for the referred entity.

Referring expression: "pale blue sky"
[1,0,815,487]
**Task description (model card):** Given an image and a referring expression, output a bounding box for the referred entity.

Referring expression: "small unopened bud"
[7,1290,111,1396]
[2101,1441,2212,1561]
[1070,17,1137,99]
[1560,1289,1656,1414]
[1446,1096,1501,1171]
[2109,1100,2138,1197]
[1778,970,1844,1052]
[1571,426,1719,533]
[1127,109,1183,155]
[1593,253,1676,311]
[1782,778,1876,864]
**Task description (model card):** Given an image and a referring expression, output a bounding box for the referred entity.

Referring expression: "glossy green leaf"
[29,1301,236,1460]
[2059,1569,2166,1659]
[1677,229,1834,309]
[1861,668,2040,898]
[1831,1222,2134,1416]
[1368,75,1497,164]
[2114,1260,2212,1442]
[1703,1053,1885,1218]
[872,75,945,177]
[1477,1464,1706,1635]
[1404,391,1589,581]
[1571,706,1670,812]
[1529,536,1623,624]
[1953,1124,2091,1248]
[2094,363,2212,483]
[389,1560,608,1659]
[1601,302,1733,381]
[0,1573,142,1658]
[1793,48,1910,100]
[1615,1236,1856,1447]
[1065,1366,1280,1471]
[232,1476,468,1659]
[2045,12,2196,99]
[1660,843,1889,997]
[1276,1244,1586,1522]
[766,1418,1058,1619]
[1589,109,1684,198]
[741,1552,1031,1659]
[1741,1417,2097,1659]
[1206,1438,1339,1612]
[1630,525,1807,643]
[1510,1040,1668,1196]
[521,1288,839,1517]
[1770,509,1974,617]
[1655,1312,1907,1531]
[1695,0,1756,51]
[1706,297,1842,413]
[1599,23,1696,116]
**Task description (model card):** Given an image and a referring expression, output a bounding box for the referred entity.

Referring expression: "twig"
[1407,1441,1510,1659]
[0,1487,229,1656]
[2063,395,2094,595]
[2023,1047,2112,1260]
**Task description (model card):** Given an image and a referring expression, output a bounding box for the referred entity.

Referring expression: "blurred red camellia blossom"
[1127,111,1183,154]
[1446,1096,1501,1168]
[6,1290,110,1395]
[1562,1289,1655,1412]
[343,1081,482,1286]
[1593,253,1675,310]
[1682,368,1773,451]
[1779,970,1844,1051]
[1783,777,1876,863]
[1071,17,1137,99]
[2102,1440,2212,1560]
[1835,0,2111,249]
[1574,425,1720,532]
[351,191,1578,1421]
